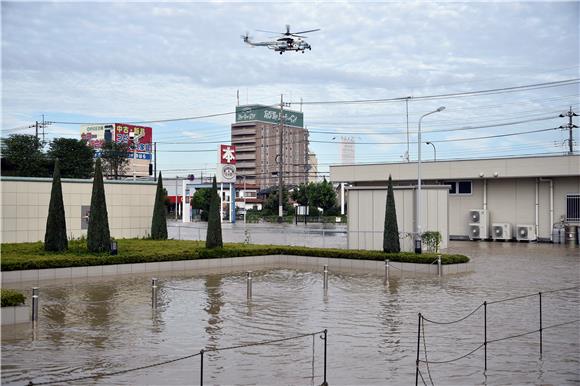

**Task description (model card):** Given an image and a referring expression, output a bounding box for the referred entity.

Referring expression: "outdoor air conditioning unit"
[469,209,489,240]
[470,209,488,225]
[469,224,489,240]
[516,224,537,242]
[492,223,512,241]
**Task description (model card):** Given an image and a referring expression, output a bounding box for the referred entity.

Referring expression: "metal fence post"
[484,301,487,372]
[246,271,253,299]
[323,265,328,290]
[323,329,328,386]
[200,349,204,386]
[539,292,543,356]
[151,278,158,309]
[31,287,39,323]
[384,259,390,284]
[415,313,421,386]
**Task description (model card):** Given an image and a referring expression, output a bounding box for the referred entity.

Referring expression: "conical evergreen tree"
[383,175,400,253]
[87,158,111,253]
[151,172,168,240]
[205,176,223,248]
[44,159,68,251]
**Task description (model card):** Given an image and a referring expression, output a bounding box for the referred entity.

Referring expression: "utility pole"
[154,141,157,181]
[42,114,46,145]
[35,121,39,141]
[278,94,284,221]
[405,97,411,162]
[559,106,578,154]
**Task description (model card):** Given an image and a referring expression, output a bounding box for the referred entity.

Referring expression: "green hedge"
[1,289,26,307]
[0,239,469,271]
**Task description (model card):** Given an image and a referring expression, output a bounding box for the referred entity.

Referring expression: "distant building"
[331,154,580,248]
[308,152,319,183]
[80,123,153,178]
[340,136,355,164]
[231,105,309,189]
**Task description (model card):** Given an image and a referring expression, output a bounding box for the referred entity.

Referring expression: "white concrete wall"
[1,177,156,243]
[448,176,580,239]
[347,186,449,252]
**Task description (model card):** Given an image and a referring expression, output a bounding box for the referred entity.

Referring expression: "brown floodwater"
[1,241,579,385]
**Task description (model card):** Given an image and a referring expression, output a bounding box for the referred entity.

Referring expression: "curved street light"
[416,106,445,254]
[425,141,436,162]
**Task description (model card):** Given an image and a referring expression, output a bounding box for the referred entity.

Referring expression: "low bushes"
[0,239,469,271]
[1,289,26,307]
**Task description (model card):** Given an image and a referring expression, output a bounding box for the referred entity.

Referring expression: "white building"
[331,155,580,244]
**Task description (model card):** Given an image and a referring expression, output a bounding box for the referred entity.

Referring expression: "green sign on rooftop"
[235,105,303,128]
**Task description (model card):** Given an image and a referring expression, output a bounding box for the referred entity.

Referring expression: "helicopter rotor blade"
[292,28,320,34]
[256,29,282,34]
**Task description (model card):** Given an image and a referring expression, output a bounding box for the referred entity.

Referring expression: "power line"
[289,79,579,105]
[48,104,281,126]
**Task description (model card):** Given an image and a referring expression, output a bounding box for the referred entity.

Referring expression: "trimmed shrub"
[151,172,168,240]
[87,158,111,253]
[205,176,223,248]
[44,159,68,252]
[383,175,400,253]
[0,239,469,271]
[1,289,26,307]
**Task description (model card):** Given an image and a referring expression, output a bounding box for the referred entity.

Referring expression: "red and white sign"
[220,145,236,164]
[217,144,237,183]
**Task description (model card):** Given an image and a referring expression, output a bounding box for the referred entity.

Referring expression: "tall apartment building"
[231,104,309,190]
[340,136,355,164]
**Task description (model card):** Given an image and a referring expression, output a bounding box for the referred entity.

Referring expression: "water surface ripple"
[1,241,579,385]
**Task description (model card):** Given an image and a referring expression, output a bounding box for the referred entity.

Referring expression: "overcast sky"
[2,1,579,178]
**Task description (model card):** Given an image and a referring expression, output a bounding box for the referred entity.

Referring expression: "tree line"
[1,134,131,179]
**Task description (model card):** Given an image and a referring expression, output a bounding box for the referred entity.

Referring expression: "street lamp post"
[416,107,445,254]
[426,141,437,162]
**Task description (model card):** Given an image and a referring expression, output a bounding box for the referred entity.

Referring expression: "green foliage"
[151,172,168,240]
[291,183,310,205]
[1,289,26,307]
[263,187,291,215]
[100,141,130,179]
[191,188,212,221]
[1,134,48,177]
[87,159,111,253]
[44,159,68,252]
[383,175,400,253]
[312,178,337,211]
[292,180,337,212]
[47,138,94,179]
[0,239,469,271]
[205,176,223,248]
[422,231,442,253]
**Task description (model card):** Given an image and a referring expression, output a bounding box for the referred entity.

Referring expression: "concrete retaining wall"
[1,255,473,284]
[1,306,30,325]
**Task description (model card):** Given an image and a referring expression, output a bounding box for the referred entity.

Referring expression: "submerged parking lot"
[1,236,578,385]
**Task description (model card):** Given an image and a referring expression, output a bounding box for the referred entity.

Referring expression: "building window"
[567,194,580,222]
[444,180,472,195]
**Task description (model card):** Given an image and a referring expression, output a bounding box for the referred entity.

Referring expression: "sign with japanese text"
[220,144,237,164]
[217,144,237,183]
[81,123,153,160]
[235,105,303,128]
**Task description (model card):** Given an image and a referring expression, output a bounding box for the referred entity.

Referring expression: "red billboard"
[114,123,153,160]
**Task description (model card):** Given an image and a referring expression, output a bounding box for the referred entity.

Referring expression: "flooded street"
[167,221,349,248]
[1,240,579,385]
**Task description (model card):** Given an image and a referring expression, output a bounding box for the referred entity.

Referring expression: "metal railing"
[27,329,328,386]
[414,285,580,386]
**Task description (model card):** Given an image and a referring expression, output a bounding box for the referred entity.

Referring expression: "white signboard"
[216,144,237,183]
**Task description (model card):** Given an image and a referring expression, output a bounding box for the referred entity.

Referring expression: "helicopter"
[241,25,320,54]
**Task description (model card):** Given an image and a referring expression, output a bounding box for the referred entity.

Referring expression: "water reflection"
[1,242,579,385]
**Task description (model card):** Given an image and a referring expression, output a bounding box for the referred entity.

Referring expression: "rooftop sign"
[235,105,303,128]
